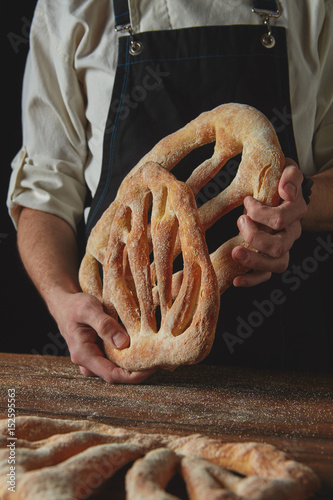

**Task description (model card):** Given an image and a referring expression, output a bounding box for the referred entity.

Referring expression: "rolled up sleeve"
[7,4,88,232]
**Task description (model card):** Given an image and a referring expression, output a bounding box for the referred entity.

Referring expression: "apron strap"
[252,0,280,16]
[113,0,130,30]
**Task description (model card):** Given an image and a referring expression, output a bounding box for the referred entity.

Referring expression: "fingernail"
[112,331,128,349]
[235,248,247,262]
[286,182,297,198]
[238,216,245,229]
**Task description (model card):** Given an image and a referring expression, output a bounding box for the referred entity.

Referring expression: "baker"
[7,0,333,383]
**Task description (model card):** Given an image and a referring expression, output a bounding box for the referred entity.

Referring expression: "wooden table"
[0,353,332,499]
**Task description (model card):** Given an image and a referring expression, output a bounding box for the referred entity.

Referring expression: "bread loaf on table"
[0,416,320,500]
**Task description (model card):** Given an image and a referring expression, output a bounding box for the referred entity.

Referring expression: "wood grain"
[0,353,332,499]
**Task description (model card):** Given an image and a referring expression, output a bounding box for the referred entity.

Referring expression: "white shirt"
[7,0,333,232]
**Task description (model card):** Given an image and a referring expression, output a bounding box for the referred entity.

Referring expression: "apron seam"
[87,37,131,230]
[275,27,295,161]
[118,52,288,67]
[163,0,172,30]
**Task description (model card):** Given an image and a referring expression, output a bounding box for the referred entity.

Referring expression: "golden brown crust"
[82,163,220,371]
[0,416,320,500]
[79,103,285,371]
[126,448,181,500]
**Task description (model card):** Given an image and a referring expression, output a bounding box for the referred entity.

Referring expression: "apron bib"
[86,1,330,371]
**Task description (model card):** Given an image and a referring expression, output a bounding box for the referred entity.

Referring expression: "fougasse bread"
[79,103,285,371]
[0,416,320,500]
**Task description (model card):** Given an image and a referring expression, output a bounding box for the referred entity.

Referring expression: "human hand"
[55,292,155,384]
[232,159,307,287]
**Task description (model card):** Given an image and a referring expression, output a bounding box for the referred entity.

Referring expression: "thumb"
[97,314,129,349]
[278,159,302,203]
[82,295,129,349]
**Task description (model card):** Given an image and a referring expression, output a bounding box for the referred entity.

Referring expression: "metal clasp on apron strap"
[252,0,281,48]
[113,0,143,55]
[115,23,143,56]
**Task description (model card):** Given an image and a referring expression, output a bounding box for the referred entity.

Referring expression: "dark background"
[1,1,63,356]
[1,2,332,366]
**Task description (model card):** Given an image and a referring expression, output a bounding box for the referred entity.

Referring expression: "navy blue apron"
[86,1,331,372]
